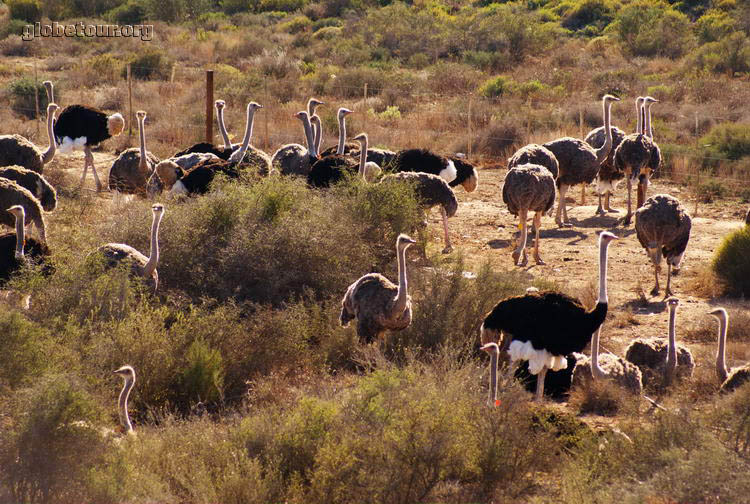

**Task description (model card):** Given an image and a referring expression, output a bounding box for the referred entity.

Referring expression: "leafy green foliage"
[8,77,50,119]
[6,0,40,22]
[712,226,750,296]
[123,50,170,80]
[610,0,694,58]
[701,122,750,160]
[107,1,147,24]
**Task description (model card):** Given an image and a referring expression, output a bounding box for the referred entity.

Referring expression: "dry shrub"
[712,226,750,297]
[569,378,627,416]
[469,116,525,158]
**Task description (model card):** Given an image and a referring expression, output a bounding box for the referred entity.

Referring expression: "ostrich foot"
[622,214,633,226]
[511,250,521,265]
[534,254,545,265]
[442,245,453,254]
[518,255,529,267]
[663,288,675,298]
[595,204,605,216]
[558,221,573,228]
[606,207,621,213]
[650,286,660,297]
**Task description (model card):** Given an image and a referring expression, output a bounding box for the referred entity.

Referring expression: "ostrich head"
[308,98,324,112]
[43,80,54,101]
[215,99,225,111]
[397,234,416,250]
[602,94,620,104]
[599,230,618,245]
[643,96,659,105]
[353,132,367,144]
[708,307,727,320]
[152,202,165,217]
[338,107,353,118]
[248,101,263,111]
[136,110,146,121]
[294,111,309,121]
[114,365,136,381]
[667,297,679,309]
[7,204,24,218]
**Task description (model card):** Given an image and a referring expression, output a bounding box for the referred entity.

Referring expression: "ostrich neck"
[302,115,317,157]
[716,316,729,383]
[337,114,347,155]
[217,107,232,148]
[358,137,368,179]
[645,104,654,139]
[41,108,56,164]
[313,117,322,154]
[143,212,162,278]
[392,245,409,316]
[119,377,134,433]
[591,327,608,380]
[14,211,24,259]
[666,307,677,372]
[234,107,256,162]
[138,116,147,172]
[597,239,610,305]
[488,348,498,405]
[636,101,643,135]
[594,100,613,164]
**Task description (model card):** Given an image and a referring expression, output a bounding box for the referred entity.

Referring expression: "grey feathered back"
[613,133,653,178]
[585,126,626,182]
[635,194,691,261]
[0,178,46,234]
[543,137,600,187]
[381,171,458,217]
[502,164,556,216]
[0,135,44,173]
[0,165,57,212]
[508,144,559,179]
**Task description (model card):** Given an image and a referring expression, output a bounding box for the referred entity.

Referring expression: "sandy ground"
[44,150,750,382]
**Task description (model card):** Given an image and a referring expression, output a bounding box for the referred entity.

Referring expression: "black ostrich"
[480,231,617,402]
[54,104,125,191]
[513,354,583,400]
[447,154,479,192]
[0,205,52,284]
[391,148,457,184]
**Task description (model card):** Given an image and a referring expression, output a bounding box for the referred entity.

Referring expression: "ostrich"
[391,148,457,184]
[585,101,628,216]
[544,94,619,227]
[340,234,416,343]
[108,111,159,196]
[635,194,691,297]
[612,97,657,225]
[172,100,234,159]
[0,103,58,174]
[307,98,324,145]
[319,107,355,157]
[272,110,319,176]
[92,203,164,291]
[624,297,695,388]
[570,325,644,394]
[502,163,556,266]
[150,104,260,195]
[0,178,47,244]
[640,96,662,209]
[54,104,125,191]
[711,308,750,393]
[113,365,136,434]
[480,231,617,402]
[745,208,750,226]
[448,154,480,193]
[507,144,559,179]
[0,205,51,283]
[0,166,57,212]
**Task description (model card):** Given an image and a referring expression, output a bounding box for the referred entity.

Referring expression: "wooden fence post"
[206,70,214,143]
[467,94,472,158]
[127,64,133,137]
[363,83,368,135]
[264,80,269,150]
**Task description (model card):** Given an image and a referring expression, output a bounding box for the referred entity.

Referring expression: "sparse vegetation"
[712,226,750,297]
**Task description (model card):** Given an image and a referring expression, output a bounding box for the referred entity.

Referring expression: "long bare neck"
[597,238,610,305]
[234,106,256,161]
[645,104,654,139]
[41,108,56,164]
[301,115,317,157]
[313,116,322,154]
[488,347,498,405]
[636,100,643,135]
[217,107,232,148]
[716,315,729,383]
[358,138,368,179]
[591,327,607,380]
[392,244,409,316]
[337,113,347,155]
[14,211,24,259]
[666,307,678,378]
[119,377,134,434]
[594,100,613,164]
[143,212,162,278]
[138,116,147,172]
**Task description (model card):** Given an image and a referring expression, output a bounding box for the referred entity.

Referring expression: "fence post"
[264,80,269,150]
[363,83,368,135]
[206,70,214,144]
[467,94,472,158]
[127,64,133,137]
[694,165,700,217]
[170,64,176,84]
[34,62,39,136]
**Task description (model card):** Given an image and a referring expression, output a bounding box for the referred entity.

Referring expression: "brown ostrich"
[641,96,662,207]
[91,203,164,291]
[544,94,619,227]
[507,143,559,179]
[613,97,658,225]
[571,324,643,395]
[585,107,627,215]
[711,308,750,393]
[0,178,47,244]
[0,103,58,174]
[272,111,318,176]
[108,111,159,196]
[625,297,695,388]
[340,234,416,343]
[502,163,556,266]
[0,205,51,284]
[0,165,57,212]
[635,194,691,297]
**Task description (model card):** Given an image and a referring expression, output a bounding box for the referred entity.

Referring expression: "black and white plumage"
[624,297,694,388]
[307,154,358,187]
[711,308,750,393]
[585,123,627,215]
[108,111,159,196]
[340,234,416,344]
[92,204,164,291]
[0,103,58,174]
[502,163,556,266]
[0,166,57,212]
[54,104,125,191]
[480,232,617,402]
[544,95,619,227]
[0,178,47,244]
[272,111,319,176]
[448,154,479,192]
[391,148,457,184]
[513,353,584,400]
[0,205,51,284]
[635,194,691,297]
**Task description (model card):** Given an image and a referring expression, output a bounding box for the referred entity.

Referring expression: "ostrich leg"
[580,183,586,205]
[440,206,453,254]
[535,367,547,401]
[623,177,633,225]
[86,147,103,192]
[532,211,544,265]
[596,190,605,216]
[651,264,661,297]
[664,264,674,298]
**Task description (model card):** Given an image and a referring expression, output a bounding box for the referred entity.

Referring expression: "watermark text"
[22,22,153,42]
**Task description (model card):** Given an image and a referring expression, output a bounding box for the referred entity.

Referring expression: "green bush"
[280,14,312,33]
[8,77,50,119]
[0,18,29,39]
[696,179,726,202]
[122,50,170,80]
[178,339,225,406]
[610,1,694,58]
[479,75,512,98]
[696,9,735,44]
[700,122,750,160]
[7,0,40,22]
[88,53,123,85]
[107,1,147,24]
[0,312,58,390]
[311,16,342,31]
[221,0,253,15]
[690,32,750,75]
[712,226,750,296]
[259,0,309,13]
[560,0,617,36]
